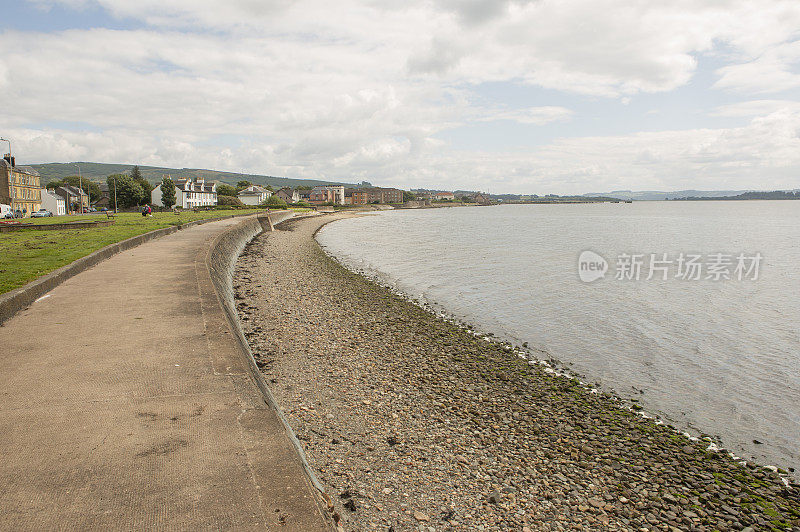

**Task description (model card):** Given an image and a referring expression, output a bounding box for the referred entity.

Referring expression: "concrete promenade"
[0,217,328,530]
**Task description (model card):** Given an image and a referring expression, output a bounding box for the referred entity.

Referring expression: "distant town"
[1,155,798,218]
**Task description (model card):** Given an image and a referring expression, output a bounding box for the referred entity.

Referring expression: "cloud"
[2,0,800,194]
[475,106,574,125]
[711,100,800,117]
[714,40,800,94]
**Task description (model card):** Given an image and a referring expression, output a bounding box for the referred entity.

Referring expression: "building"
[54,185,89,214]
[310,185,345,205]
[92,182,112,210]
[434,191,455,201]
[296,189,312,202]
[0,154,42,217]
[470,193,492,205]
[350,187,405,204]
[237,185,271,205]
[274,187,300,204]
[40,188,66,216]
[151,177,217,208]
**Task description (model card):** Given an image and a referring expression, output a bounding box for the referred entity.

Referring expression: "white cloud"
[711,100,800,117]
[475,106,573,125]
[2,0,800,193]
[715,40,800,94]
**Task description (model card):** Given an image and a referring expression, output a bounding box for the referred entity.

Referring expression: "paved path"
[0,217,328,530]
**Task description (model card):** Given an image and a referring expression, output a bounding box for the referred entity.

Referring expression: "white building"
[40,188,66,216]
[237,185,272,206]
[151,177,217,208]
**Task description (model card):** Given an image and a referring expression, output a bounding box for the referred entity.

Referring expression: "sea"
[316,201,800,474]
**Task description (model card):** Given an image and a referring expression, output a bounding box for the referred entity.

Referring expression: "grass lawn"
[0,209,268,295]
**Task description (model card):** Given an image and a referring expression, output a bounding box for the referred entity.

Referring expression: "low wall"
[0,213,260,325]
[0,219,116,232]
[203,211,326,496]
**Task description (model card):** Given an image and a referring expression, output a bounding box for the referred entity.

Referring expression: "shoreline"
[315,226,792,479]
[235,213,799,531]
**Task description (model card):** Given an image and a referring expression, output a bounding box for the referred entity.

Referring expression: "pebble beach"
[234,213,800,531]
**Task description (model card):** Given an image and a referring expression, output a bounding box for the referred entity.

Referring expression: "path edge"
[203,213,332,505]
[0,212,260,326]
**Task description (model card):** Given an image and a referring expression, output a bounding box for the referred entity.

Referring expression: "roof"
[241,185,268,193]
[56,185,87,197]
[41,188,63,200]
[0,159,40,176]
[15,166,40,176]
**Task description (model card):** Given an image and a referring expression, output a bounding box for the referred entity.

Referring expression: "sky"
[1,0,799,194]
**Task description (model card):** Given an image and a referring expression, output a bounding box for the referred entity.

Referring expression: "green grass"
[0,209,264,295]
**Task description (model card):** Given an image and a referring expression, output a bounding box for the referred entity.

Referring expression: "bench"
[106,212,116,219]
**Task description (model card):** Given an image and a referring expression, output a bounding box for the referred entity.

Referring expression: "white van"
[0,204,13,219]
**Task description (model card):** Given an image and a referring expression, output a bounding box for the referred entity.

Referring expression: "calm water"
[316,202,800,473]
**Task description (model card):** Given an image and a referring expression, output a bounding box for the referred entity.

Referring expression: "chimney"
[3,154,13,167]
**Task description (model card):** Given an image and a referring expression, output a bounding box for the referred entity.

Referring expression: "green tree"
[130,165,143,181]
[160,177,176,209]
[107,174,144,209]
[218,195,244,206]
[130,167,152,205]
[217,184,238,197]
[402,190,416,202]
[265,184,274,191]
[236,180,252,191]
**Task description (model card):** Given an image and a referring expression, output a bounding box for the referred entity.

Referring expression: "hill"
[30,162,357,189]
[581,189,754,201]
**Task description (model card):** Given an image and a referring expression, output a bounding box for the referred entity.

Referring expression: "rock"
[487,490,501,504]
[588,497,604,508]
[413,511,429,522]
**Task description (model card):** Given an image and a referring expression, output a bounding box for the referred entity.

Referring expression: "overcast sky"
[1,1,799,194]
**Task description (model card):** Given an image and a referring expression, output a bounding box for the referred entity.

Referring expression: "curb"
[203,212,331,504]
[0,212,262,326]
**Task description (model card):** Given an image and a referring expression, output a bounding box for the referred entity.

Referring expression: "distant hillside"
[582,189,754,201]
[30,162,357,189]
[670,190,800,201]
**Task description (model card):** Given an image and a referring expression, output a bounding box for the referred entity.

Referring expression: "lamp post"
[0,137,10,159]
[75,163,84,214]
[1,138,13,214]
[112,175,118,213]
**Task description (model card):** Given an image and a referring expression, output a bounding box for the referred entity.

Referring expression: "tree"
[403,190,416,202]
[265,184,274,191]
[130,165,143,181]
[160,177,176,209]
[218,195,244,206]
[130,167,152,206]
[236,180,252,191]
[107,174,144,209]
[217,184,238,197]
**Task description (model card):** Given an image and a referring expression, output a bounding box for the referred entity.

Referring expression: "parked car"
[0,204,12,219]
[31,209,53,218]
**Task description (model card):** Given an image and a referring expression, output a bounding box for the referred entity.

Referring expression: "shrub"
[262,195,288,208]
[218,195,244,206]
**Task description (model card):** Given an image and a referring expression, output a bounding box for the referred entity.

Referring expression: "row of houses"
[272,185,404,205]
[0,155,90,216]
[2,151,409,217]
